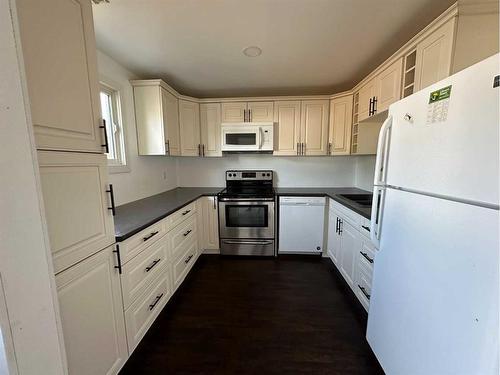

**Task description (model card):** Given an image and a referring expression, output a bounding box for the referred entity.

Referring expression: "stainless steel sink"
[338,194,373,207]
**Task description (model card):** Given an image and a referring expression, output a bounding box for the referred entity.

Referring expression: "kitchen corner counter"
[114,187,224,241]
[275,187,372,219]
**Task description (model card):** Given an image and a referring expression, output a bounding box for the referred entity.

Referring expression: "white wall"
[355,155,376,192]
[176,155,359,187]
[97,51,177,206]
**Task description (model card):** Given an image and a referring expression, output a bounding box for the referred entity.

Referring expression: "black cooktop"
[218,186,275,199]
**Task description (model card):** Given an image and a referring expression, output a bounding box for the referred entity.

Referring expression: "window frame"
[99,77,129,173]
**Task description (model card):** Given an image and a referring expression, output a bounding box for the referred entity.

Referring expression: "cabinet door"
[273,101,301,156]
[376,58,403,113]
[134,85,166,155]
[415,18,455,91]
[328,95,353,155]
[38,151,115,273]
[16,0,103,152]
[327,209,342,265]
[161,88,180,156]
[357,79,378,122]
[179,100,201,156]
[200,196,220,251]
[56,245,128,375]
[339,219,361,289]
[200,103,222,157]
[247,102,274,122]
[300,100,329,156]
[221,102,247,122]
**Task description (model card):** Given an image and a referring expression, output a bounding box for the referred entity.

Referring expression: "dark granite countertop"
[114,186,373,242]
[114,187,224,241]
[275,187,372,220]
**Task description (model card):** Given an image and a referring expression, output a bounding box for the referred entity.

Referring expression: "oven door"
[221,125,260,152]
[218,199,274,239]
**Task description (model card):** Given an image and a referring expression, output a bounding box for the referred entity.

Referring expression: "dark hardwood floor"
[120,255,384,375]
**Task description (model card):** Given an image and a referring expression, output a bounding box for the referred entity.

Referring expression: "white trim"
[99,76,131,174]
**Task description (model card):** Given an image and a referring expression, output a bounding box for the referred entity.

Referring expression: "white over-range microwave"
[221,122,274,153]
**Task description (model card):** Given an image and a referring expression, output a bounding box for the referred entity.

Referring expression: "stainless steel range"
[218,170,276,256]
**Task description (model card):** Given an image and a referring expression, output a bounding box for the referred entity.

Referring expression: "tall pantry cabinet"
[15,0,128,374]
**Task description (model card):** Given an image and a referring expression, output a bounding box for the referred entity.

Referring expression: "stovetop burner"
[218,169,275,199]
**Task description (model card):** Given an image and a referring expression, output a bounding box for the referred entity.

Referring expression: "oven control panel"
[226,170,273,181]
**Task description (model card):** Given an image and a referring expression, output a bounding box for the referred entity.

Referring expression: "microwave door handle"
[259,127,264,149]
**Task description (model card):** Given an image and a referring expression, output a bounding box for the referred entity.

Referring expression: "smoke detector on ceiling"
[242,46,262,57]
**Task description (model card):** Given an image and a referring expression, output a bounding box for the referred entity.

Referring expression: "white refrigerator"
[367,54,499,375]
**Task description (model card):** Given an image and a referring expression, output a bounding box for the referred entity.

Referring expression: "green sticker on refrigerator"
[429,85,452,103]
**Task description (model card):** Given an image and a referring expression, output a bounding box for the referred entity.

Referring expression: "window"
[99,81,128,172]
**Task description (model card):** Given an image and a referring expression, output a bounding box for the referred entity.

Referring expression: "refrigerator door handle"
[370,186,385,247]
[373,115,393,186]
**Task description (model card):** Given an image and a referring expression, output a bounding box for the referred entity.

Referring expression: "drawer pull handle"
[184,254,193,264]
[182,209,191,216]
[183,229,192,237]
[148,293,164,311]
[358,285,371,300]
[360,251,374,263]
[361,225,370,232]
[145,258,161,272]
[143,231,159,241]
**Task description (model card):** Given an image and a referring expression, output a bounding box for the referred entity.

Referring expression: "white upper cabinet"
[357,78,378,122]
[247,102,274,122]
[328,95,353,155]
[200,103,222,157]
[300,100,329,156]
[133,83,180,156]
[222,101,273,122]
[161,88,181,155]
[179,100,201,156]
[414,17,456,91]
[273,101,301,156]
[38,151,115,274]
[16,0,103,153]
[221,102,246,122]
[56,245,128,375]
[376,58,403,113]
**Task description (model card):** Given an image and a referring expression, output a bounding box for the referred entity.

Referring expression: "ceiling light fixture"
[242,46,262,57]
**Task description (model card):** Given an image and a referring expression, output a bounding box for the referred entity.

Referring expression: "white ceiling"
[93,0,455,98]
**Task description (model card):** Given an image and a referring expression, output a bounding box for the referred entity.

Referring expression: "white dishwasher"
[278,196,326,254]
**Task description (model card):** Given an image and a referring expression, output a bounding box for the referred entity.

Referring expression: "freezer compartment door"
[385,54,499,206]
[367,188,499,375]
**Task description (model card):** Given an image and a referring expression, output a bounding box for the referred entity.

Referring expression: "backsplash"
[176,155,369,188]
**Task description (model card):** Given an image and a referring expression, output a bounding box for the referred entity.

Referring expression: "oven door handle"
[218,197,275,202]
[222,240,274,245]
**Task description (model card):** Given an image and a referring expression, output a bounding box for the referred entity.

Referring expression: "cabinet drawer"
[119,220,166,264]
[356,269,372,312]
[358,241,376,272]
[121,237,169,309]
[124,271,170,354]
[170,215,197,262]
[166,202,196,231]
[172,240,198,290]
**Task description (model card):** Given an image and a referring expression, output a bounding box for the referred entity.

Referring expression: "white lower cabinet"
[198,196,220,252]
[56,245,128,375]
[327,198,377,311]
[124,270,171,353]
[338,218,360,290]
